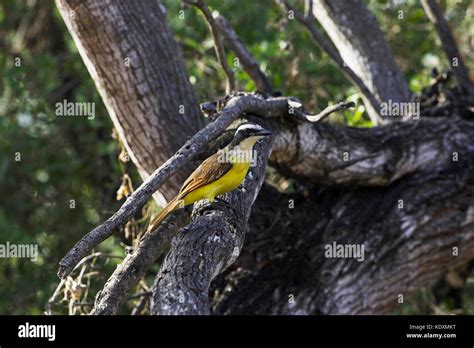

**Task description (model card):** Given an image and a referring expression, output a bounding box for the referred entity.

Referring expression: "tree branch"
[214,15,272,94]
[187,0,236,94]
[308,0,412,123]
[421,0,473,95]
[276,0,382,124]
[212,169,474,314]
[305,101,355,122]
[269,117,474,186]
[91,209,189,315]
[55,0,204,204]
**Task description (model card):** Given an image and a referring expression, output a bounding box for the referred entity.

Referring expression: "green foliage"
[394,280,474,315]
[0,1,126,314]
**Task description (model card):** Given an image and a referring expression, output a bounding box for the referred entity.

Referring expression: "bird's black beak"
[255,129,272,137]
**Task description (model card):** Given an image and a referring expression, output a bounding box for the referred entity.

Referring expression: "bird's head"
[230,123,272,148]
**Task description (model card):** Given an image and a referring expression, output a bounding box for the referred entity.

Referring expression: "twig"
[276,0,382,124]
[131,295,149,315]
[44,279,66,315]
[71,252,123,274]
[299,101,355,123]
[421,0,473,95]
[127,291,152,301]
[187,0,235,94]
[46,252,121,314]
[304,0,313,18]
[214,15,272,94]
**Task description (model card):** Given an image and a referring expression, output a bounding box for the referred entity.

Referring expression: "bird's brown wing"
[178,151,232,199]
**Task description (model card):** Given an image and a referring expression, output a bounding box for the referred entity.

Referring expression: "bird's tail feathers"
[147,197,184,233]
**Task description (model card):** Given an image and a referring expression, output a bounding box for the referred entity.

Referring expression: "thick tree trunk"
[211,120,474,313]
[311,0,412,123]
[55,0,204,204]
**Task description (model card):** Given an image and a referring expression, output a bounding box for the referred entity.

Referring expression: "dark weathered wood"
[55,0,204,205]
[212,137,474,314]
[269,117,474,186]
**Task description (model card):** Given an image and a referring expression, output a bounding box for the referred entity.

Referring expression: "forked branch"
[276,0,382,124]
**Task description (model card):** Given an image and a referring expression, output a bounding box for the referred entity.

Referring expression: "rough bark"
[269,117,474,186]
[211,119,474,314]
[55,0,204,205]
[311,0,412,123]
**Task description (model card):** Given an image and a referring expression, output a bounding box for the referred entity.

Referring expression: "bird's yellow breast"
[182,136,260,206]
[183,161,250,205]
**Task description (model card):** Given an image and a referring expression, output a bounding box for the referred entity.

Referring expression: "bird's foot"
[213,197,227,204]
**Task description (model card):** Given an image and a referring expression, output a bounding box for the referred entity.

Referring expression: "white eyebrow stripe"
[237,124,264,132]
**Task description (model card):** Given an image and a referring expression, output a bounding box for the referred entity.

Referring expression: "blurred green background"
[0,0,472,314]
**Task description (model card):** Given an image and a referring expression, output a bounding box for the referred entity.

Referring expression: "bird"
[147,123,272,233]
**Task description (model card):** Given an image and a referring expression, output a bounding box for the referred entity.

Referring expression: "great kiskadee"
[147,123,272,232]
